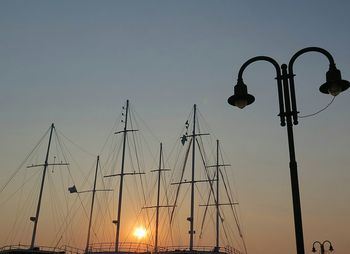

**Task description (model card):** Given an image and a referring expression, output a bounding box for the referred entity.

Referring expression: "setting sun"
[133,226,147,240]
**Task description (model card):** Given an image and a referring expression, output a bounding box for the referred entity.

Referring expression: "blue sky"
[1,1,350,253]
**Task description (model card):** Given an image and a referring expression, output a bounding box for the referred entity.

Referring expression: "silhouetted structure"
[228,47,349,254]
[0,102,246,254]
[312,240,334,254]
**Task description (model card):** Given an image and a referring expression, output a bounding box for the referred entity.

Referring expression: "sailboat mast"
[155,143,162,252]
[216,140,220,249]
[189,104,196,250]
[115,99,129,252]
[85,155,100,253]
[30,123,55,249]
[143,143,171,252]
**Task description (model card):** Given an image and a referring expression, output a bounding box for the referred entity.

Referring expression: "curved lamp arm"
[312,241,322,248]
[287,47,336,124]
[289,47,336,71]
[237,56,281,80]
[322,240,332,245]
[236,56,286,126]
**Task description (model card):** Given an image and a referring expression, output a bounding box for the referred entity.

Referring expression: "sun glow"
[133,226,147,240]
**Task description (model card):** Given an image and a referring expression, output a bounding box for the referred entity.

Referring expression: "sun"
[133,226,147,240]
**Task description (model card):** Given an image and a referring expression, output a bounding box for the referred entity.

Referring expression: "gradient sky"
[1,1,350,254]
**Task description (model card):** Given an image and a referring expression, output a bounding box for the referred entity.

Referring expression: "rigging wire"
[219,169,242,236]
[98,109,124,155]
[128,111,145,204]
[198,172,213,239]
[2,126,50,244]
[197,107,248,253]
[0,126,50,194]
[164,108,193,169]
[169,138,192,224]
[163,137,191,245]
[6,168,40,244]
[125,134,146,220]
[169,183,191,245]
[133,106,161,144]
[47,171,65,247]
[57,130,96,157]
[218,144,248,254]
[196,139,216,202]
[195,148,215,223]
[93,158,114,242]
[96,159,115,241]
[53,127,93,247]
[0,169,41,207]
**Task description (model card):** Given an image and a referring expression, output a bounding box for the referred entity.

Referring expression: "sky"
[1,0,350,254]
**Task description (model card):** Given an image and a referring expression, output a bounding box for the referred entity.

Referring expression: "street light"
[227,47,349,254]
[312,240,334,254]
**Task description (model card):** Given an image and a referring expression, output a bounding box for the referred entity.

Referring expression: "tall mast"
[143,143,171,252]
[85,156,100,253]
[68,155,112,253]
[30,123,54,249]
[202,140,231,251]
[215,140,219,249]
[189,104,196,250]
[103,100,142,252]
[172,104,210,250]
[115,99,129,253]
[155,143,162,252]
[29,123,68,249]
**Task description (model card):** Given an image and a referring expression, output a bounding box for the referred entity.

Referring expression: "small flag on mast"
[68,185,77,193]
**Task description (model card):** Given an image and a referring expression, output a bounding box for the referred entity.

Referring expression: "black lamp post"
[228,47,349,254]
[312,240,334,254]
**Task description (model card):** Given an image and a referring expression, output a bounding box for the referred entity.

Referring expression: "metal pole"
[231,48,346,254]
[320,244,325,254]
[281,64,305,254]
[30,123,55,249]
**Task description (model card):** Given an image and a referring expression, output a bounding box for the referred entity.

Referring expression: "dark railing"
[0,243,244,254]
[0,244,83,254]
[87,242,152,253]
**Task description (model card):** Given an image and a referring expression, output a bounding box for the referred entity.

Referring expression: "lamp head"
[228,79,255,109]
[319,66,350,96]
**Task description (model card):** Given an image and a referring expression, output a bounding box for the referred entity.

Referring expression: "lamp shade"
[329,245,334,252]
[228,80,255,109]
[319,67,350,96]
